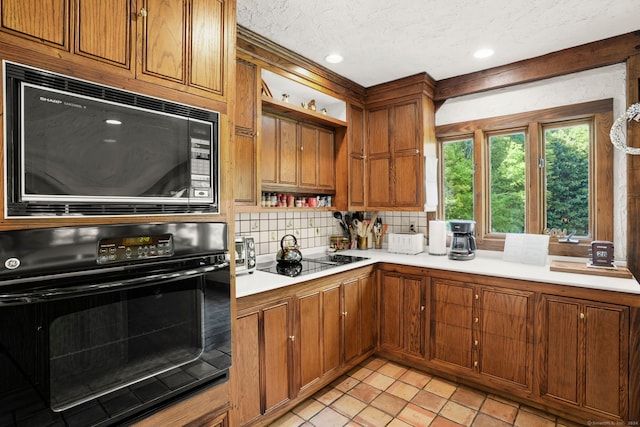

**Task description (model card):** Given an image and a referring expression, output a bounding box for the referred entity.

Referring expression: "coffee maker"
[448,220,477,260]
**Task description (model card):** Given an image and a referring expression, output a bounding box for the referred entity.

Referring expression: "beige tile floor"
[269,356,584,427]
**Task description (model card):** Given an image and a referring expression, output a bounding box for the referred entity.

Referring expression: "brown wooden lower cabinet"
[343,272,377,362]
[235,267,376,426]
[235,264,637,426]
[379,267,428,358]
[429,276,534,393]
[376,265,635,425]
[539,294,629,421]
[235,299,293,426]
[295,270,376,394]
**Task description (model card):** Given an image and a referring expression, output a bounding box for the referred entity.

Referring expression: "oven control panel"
[97,233,174,264]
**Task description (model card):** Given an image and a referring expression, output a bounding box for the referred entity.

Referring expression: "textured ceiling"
[237,0,639,87]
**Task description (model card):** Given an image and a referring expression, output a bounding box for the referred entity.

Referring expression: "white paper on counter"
[503,233,549,266]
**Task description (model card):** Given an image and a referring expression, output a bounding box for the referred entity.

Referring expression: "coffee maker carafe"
[448,220,476,260]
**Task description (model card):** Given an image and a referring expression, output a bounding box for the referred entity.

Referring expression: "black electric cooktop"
[258,253,369,277]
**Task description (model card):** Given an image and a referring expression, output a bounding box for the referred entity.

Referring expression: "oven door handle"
[0,262,229,305]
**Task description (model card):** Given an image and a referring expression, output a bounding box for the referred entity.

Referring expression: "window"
[543,122,590,236]
[436,99,613,256]
[488,131,526,233]
[442,137,474,223]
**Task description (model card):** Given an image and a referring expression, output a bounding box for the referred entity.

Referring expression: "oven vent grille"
[10,64,216,122]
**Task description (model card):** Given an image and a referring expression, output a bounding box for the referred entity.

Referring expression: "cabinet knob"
[421,305,425,311]
[342,311,348,316]
[474,317,479,323]
[474,340,478,346]
[138,7,148,18]
[474,361,478,367]
[475,294,479,300]
[580,312,585,319]
[289,335,295,342]
[300,146,304,151]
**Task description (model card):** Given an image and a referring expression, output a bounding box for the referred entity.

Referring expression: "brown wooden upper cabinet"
[299,123,335,191]
[1,0,69,48]
[136,0,226,97]
[261,113,336,194]
[348,104,366,209]
[367,100,424,209]
[1,0,228,99]
[364,74,436,210]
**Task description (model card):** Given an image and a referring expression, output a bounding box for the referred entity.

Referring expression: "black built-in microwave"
[3,61,220,217]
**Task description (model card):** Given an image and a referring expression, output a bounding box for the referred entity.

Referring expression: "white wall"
[436,64,628,259]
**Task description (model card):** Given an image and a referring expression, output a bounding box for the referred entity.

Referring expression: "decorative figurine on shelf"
[321,108,327,115]
[300,101,307,109]
[281,93,290,103]
[308,99,316,111]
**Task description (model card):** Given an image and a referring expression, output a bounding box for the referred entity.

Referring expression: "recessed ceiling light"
[105,119,122,125]
[474,48,494,59]
[325,53,343,64]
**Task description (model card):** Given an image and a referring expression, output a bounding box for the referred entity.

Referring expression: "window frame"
[435,99,613,257]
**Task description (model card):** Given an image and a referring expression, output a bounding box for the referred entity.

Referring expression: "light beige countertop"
[235,247,640,298]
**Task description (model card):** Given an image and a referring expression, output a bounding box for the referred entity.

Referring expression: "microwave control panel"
[97,233,174,264]
[190,121,213,200]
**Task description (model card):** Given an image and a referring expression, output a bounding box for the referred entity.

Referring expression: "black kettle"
[276,234,303,264]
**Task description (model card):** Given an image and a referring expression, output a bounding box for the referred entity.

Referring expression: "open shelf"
[262,95,347,128]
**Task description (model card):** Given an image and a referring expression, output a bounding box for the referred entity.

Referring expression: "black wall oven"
[0,222,231,426]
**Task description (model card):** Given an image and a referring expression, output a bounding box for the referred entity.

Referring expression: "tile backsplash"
[235,211,428,255]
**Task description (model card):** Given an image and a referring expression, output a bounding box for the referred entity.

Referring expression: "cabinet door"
[138,0,186,84]
[322,286,342,375]
[76,0,130,67]
[391,101,422,207]
[367,107,391,207]
[1,0,68,47]
[235,133,257,204]
[380,271,425,357]
[277,118,299,186]
[317,128,335,190]
[430,279,474,370]
[540,295,628,419]
[359,273,377,354]
[235,59,258,205]
[478,288,532,388]
[583,303,628,417]
[262,301,292,413]
[379,273,402,350]
[348,105,366,208]
[403,276,426,357]
[235,311,261,425]
[297,292,322,392]
[189,0,224,94]
[299,125,318,188]
[235,59,258,132]
[343,278,360,363]
[343,273,376,363]
[261,115,278,185]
